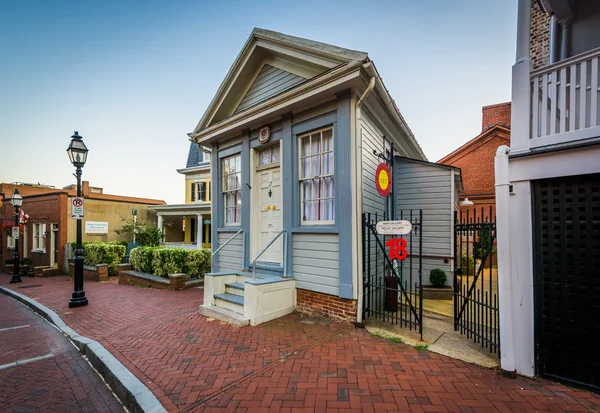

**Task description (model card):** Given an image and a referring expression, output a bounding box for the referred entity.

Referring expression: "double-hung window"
[299,127,334,224]
[33,223,46,252]
[191,181,211,202]
[222,155,241,225]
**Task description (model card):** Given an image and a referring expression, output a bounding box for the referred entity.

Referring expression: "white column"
[510,0,533,154]
[196,214,203,249]
[157,215,163,243]
[559,18,571,61]
[495,146,516,374]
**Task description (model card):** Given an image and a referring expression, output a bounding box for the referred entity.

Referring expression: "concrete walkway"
[2,275,599,412]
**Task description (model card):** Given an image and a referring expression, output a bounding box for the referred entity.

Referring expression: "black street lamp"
[9,189,23,284]
[67,131,89,308]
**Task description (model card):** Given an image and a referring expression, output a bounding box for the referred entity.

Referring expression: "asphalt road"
[0,292,125,413]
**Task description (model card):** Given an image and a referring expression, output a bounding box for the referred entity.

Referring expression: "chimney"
[482,102,511,131]
[82,181,90,197]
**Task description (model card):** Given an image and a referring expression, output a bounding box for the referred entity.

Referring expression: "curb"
[0,286,167,413]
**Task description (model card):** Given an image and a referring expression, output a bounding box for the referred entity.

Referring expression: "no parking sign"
[71,197,84,219]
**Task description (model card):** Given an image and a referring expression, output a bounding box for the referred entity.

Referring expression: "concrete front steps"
[199,271,296,327]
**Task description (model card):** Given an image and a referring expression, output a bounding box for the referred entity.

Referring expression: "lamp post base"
[9,275,22,284]
[68,291,88,308]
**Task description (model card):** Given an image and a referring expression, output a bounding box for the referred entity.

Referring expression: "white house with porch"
[496,0,600,391]
[149,143,212,249]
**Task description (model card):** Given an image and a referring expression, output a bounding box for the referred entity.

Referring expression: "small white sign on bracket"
[11,227,19,240]
[375,220,413,235]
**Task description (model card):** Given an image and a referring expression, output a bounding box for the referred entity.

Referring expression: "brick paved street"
[1,275,599,413]
[0,292,124,413]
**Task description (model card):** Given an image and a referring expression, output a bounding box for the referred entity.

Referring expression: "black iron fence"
[454,207,499,355]
[362,211,423,339]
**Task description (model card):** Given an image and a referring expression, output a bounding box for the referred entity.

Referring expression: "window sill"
[6,246,15,251]
[31,249,46,254]
[291,226,338,234]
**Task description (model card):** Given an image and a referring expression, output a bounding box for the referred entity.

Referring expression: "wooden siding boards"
[292,233,339,296]
[235,65,305,114]
[395,159,454,285]
[217,232,243,271]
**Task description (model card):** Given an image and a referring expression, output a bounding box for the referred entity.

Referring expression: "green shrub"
[429,268,447,287]
[129,246,211,279]
[461,253,475,270]
[80,242,126,275]
[129,246,154,274]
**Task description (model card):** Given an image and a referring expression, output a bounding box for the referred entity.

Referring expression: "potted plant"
[423,268,453,300]
[19,258,33,277]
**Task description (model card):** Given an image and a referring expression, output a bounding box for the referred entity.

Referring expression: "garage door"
[533,173,600,391]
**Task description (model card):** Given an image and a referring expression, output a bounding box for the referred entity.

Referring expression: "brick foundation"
[296,288,357,323]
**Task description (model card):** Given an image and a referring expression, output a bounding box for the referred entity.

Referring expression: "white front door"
[256,166,282,264]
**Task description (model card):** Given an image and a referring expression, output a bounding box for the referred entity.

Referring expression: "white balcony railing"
[531,47,600,148]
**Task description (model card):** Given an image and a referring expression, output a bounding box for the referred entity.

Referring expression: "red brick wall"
[296,288,356,323]
[1,193,67,271]
[445,132,510,199]
[481,103,511,131]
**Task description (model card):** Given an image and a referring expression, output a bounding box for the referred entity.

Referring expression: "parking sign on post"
[71,197,84,219]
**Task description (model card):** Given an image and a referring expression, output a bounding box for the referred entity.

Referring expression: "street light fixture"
[9,189,23,284]
[67,131,89,308]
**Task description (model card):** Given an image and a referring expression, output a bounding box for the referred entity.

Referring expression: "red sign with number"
[386,237,407,261]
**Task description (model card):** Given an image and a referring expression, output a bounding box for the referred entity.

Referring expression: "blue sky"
[0,1,517,204]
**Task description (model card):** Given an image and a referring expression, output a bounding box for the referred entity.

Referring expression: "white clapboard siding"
[292,233,339,296]
[234,65,305,114]
[217,232,243,272]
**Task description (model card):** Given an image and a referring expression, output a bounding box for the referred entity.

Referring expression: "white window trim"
[222,155,242,226]
[192,180,211,203]
[32,223,46,253]
[299,126,335,226]
[6,234,15,250]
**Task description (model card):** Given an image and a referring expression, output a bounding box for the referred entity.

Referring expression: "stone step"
[214,292,244,314]
[225,282,245,297]
[198,305,249,327]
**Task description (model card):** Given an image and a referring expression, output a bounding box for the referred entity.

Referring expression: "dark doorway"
[533,173,600,392]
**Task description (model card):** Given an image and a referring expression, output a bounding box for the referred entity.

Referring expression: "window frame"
[222,155,242,226]
[32,223,46,253]
[191,180,211,203]
[298,126,335,226]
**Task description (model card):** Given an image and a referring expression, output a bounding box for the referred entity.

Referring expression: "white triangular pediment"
[192,28,367,133]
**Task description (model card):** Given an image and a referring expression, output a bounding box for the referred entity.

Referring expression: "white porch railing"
[530,47,600,148]
[161,242,199,250]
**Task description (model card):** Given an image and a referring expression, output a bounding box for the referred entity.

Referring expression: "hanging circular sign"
[375,163,392,197]
[258,126,271,144]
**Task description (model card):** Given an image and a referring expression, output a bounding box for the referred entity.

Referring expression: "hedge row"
[71,241,126,275]
[129,246,211,279]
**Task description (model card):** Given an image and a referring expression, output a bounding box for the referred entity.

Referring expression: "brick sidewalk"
[2,275,599,413]
[0,292,124,413]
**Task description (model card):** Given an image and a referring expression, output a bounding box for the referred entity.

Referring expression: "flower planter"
[422,285,453,300]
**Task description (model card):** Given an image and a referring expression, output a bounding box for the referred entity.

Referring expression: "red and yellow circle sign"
[375,163,392,197]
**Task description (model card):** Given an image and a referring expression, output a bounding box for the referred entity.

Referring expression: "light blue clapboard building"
[190,29,460,326]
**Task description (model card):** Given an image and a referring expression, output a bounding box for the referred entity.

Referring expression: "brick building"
[438,103,511,218]
[1,182,164,274]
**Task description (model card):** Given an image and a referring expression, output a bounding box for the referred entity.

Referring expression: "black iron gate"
[454,207,500,355]
[363,210,423,339]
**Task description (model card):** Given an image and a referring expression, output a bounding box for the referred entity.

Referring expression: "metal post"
[69,166,88,308]
[10,206,21,284]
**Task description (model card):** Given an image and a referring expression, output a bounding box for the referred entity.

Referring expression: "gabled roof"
[437,124,510,165]
[191,28,367,134]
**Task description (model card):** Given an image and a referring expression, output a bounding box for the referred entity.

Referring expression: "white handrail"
[251,230,287,281]
[212,229,243,257]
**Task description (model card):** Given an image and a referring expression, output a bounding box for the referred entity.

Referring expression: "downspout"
[355,76,375,326]
[549,14,558,64]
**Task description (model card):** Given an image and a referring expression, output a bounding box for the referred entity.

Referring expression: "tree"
[114,217,166,247]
